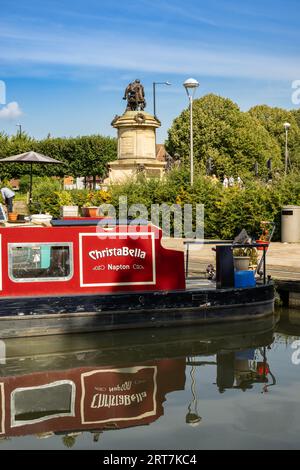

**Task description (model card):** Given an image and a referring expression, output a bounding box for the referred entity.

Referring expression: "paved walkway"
[163,239,300,281]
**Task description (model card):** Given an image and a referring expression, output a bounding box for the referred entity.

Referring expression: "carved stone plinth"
[106,111,166,184]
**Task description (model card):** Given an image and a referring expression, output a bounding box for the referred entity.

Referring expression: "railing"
[184,240,269,285]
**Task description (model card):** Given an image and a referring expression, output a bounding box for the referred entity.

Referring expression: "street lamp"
[16,124,22,137]
[152,81,171,117]
[185,359,202,427]
[183,78,199,186]
[206,157,213,176]
[284,122,291,175]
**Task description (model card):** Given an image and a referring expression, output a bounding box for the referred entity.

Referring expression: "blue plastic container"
[234,270,256,288]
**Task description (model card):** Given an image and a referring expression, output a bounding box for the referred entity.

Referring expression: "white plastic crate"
[60,205,79,217]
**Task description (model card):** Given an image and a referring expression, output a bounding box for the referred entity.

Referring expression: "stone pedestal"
[106,111,166,183]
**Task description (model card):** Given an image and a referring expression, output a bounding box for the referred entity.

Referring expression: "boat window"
[8,243,73,282]
[11,380,75,427]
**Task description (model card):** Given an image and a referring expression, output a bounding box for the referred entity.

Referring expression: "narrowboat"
[0,219,275,337]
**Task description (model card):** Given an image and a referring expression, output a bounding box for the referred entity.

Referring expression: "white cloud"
[0,101,23,120]
[0,22,299,81]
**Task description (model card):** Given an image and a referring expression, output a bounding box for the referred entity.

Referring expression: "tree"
[166,94,282,178]
[249,105,300,169]
[0,133,117,182]
[291,109,300,128]
[36,135,117,180]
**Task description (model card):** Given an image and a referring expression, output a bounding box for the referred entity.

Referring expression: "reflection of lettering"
[109,381,132,392]
[81,366,157,425]
[90,392,147,408]
[89,247,146,260]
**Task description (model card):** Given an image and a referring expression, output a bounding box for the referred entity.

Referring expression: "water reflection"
[0,316,280,448]
[276,308,300,338]
[216,347,276,393]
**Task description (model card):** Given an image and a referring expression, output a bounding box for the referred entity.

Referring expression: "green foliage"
[166,94,282,178]
[1,92,299,237]
[0,133,117,181]
[32,177,62,216]
[19,175,31,193]
[21,168,300,240]
[233,247,258,265]
[69,189,90,208]
[107,170,300,241]
[292,109,300,128]
[62,435,76,448]
[36,134,117,178]
[249,105,300,168]
[57,190,74,206]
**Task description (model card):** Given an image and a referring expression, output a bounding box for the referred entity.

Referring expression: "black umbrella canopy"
[0,151,64,204]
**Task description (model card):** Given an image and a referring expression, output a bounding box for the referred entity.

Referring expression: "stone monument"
[106,80,166,183]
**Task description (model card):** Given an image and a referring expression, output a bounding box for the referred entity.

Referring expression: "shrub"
[23,170,300,241]
[32,177,62,216]
[57,191,74,206]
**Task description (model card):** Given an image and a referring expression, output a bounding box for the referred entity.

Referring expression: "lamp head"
[284,122,291,130]
[183,78,199,98]
[185,412,202,426]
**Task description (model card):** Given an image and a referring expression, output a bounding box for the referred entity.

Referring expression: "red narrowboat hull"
[0,222,275,337]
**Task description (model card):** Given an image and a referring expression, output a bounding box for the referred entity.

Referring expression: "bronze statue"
[123,79,146,111]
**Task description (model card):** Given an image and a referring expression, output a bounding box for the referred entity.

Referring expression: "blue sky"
[0,0,300,141]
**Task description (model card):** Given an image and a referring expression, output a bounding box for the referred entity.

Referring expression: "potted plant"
[81,203,99,217]
[256,223,270,251]
[82,192,100,217]
[233,247,258,271]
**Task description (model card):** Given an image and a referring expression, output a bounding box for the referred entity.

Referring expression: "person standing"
[1,186,15,213]
[223,176,229,188]
[229,176,235,187]
[237,176,243,189]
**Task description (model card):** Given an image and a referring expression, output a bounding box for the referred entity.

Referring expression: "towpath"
[163,239,300,281]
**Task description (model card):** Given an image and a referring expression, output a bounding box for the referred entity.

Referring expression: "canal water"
[0,308,300,450]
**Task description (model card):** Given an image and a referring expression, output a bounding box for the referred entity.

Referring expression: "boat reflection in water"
[0,316,278,446]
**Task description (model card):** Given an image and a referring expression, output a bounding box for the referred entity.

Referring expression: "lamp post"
[152,81,171,117]
[16,124,22,137]
[267,157,272,181]
[284,122,291,175]
[185,359,201,426]
[206,157,213,176]
[183,78,199,186]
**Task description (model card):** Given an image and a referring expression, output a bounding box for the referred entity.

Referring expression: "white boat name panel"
[79,233,156,287]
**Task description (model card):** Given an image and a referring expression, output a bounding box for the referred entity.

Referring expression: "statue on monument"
[123,79,146,112]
